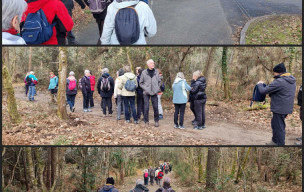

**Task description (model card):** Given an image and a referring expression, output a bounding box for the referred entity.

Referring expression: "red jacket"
[22,0,74,45]
[90,75,96,91]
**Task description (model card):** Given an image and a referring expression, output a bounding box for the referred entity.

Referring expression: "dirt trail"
[10,88,300,145]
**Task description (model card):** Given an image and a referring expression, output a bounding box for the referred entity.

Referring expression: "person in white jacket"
[2,0,27,45]
[114,69,125,120]
[101,0,157,45]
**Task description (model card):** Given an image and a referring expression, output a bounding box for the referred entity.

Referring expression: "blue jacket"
[48,76,58,90]
[172,78,191,104]
[28,74,38,86]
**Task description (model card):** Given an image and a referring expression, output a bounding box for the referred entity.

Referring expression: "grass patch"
[246,15,302,44]
[52,135,72,145]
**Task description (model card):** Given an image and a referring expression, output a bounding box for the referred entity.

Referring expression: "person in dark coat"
[257,63,296,146]
[81,70,92,112]
[190,70,207,130]
[189,79,197,125]
[129,179,149,192]
[148,166,155,185]
[98,177,119,192]
[295,85,302,145]
[97,68,115,116]
[136,67,144,121]
[156,177,175,192]
[61,0,86,44]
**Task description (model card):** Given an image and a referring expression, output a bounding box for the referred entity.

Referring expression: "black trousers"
[174,103,186,126]
[190,100,196,121]
[150,176,154,185]
[137,93,144,119]
[25,85,29,96]
[194,100,206,126]
[101,97,113,115]
[96,20,105,45]
[271,113,287,146]
[89,91,94,107]
[82,92,90,109]
[143,94,159,123]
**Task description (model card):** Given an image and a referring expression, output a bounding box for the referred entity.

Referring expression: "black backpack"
[160,82,165,92]
[115,4,140,45]
[250,84,266,107]
[26,76,32,85]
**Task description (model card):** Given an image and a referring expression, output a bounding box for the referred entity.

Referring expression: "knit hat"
[273,63,286,73]
[106,177,114,185]
[118,69,125,76]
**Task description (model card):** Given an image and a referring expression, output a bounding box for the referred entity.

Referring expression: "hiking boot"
[125,120,130,123]
[155,121,159,127]
[179,125,185,129]
[72,107,75,112]
[159,114,164,120]
[266,141,278,146]
[134,120,139,124]
[174,124,179,129]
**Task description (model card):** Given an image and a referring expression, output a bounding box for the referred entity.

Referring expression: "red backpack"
[144,172,148,178]
[69,80,76,90]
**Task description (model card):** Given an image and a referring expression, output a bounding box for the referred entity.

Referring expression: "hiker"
[136,67,144,121]
[257,63,296,146]
[84,0,113,45]
[24,72,30,96]
[66,71,77,112]
[101,0,157,45]
[139,59,161,127]
[114,69,125,120]
[157,169,164,187]
[21,0,73,45]
[118,66,139,124]
[97,177,119,192]
[61,0,86,45]
[156,177,175,192]
[48,72,58,102]
[189,79,197,126]
[148,166,155,185]
[158,69,164,120]
[295,85,302,145]
[164,163,169,174]
[129,179,149,192]
[2,0,28,44]
[89,72,96,108]
[81,70,92,112]
[190,70,207,130]
[143,169,149,185]
[169,163,172,172]
[27,71,38,101]
[97,68,115,117]
[172,72,191,129]
[155,168,160,185]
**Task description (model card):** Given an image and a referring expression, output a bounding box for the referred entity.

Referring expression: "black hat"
[106,177,114,185]
[273,63,286,73]
[118,69,124,76]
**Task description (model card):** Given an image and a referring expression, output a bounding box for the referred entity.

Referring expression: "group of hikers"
[2,0,156,45]
[97,162,174,192]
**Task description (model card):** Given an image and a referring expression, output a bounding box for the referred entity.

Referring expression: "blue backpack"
[125,79,136,92]
[21,9,56,44]
[115,4,140,45]
[250,84,266,107]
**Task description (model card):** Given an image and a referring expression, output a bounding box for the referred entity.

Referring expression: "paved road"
[76,0,302,45]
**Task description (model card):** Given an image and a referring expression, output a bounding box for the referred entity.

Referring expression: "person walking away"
[148,166,155,185]
[189,79,197,125]
[139,59,161,127]
[129,179,149,192]
[81,70,92,112]
[118,66,139,124]
[190,71,207,130]
[156,177,176,192]
[155,168,160,185]
[24,72,30,96]
[295,85,302,145]
[97,68,115,116]
[143,169,149,186]
[158,69,164,120]
[101,0,157,45]
[172,72,191,129]
[114,69,125,120]
[66,71,77,112]
[257,63,296,146]
[136,68,144,121]
[21,0,74,45]
[97,177,119,192]
[48,72,58,103]
[157,169,164,187]
[84,0,113,45]
[89,72,96,108]
[2,0,28,45]
[27,71,38,101]
[61,0,86,45]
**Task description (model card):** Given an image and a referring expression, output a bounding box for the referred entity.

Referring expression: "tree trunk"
[57,47,68,119]
[235,147,252,183]
[28,47,33,71]
[197,148,203,183]
[204,47,215,80]
[288,47,295,73]
[125,47,134,73]
[25,148,38,192]
[206,147,220,190]
[221,47,230,99]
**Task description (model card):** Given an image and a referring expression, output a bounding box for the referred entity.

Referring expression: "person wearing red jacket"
[89,72,96,108]
[157,169,164,187]
[21,0,74,45]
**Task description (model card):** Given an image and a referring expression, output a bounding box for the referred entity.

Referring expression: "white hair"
[147,59,154,65]
[102,68,109,73]
[30,71,34,74]
[84,70,90,74]
[69,71,75,76]
[176,72,185,79]
[136,179,144,185]
[2,0,27,30]
[163,177,171,184]
[193,70,202,77]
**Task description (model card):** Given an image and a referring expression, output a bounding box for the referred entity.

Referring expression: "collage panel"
[2,147,302,192]
[2,46,302,146]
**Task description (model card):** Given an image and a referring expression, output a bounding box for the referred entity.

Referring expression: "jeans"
[28,86,36,101]
[97,19,105,45]
[136,93,144,119]
[174,103,186,126]
[66,94,76,111]
[194,99,206,126]
[101,97,113,115]
[158,94,163,115]
[143,94,159,123]
[89,91,94,108]
[116,95,124,120]
[271,113,287,146]
[123,96,137,121]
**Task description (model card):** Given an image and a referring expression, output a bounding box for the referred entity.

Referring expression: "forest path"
[12,88,299,145]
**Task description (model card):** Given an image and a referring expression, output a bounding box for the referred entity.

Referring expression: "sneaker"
[72,107,75,112]
[125,120,130,123]
[202,125,206,128]
[174,124,179,129]
[179,125,185,129]
[194,126,204,130]
[265,141,278,146]
[155,121,159,127]
[83,109,88,112]
[159,114,163,120]
[134,121,139,124]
